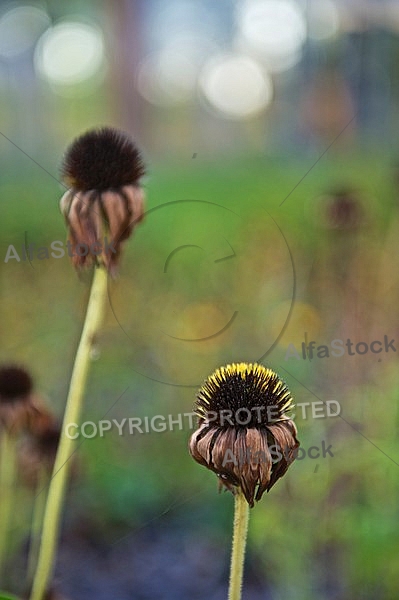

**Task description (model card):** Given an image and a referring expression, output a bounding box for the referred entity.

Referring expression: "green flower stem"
[30,266,108,600]
[27,468,48,585]
[0,431,16,580]
[228,490,250,600]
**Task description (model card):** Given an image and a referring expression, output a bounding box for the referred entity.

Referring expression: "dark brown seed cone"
[0,365,32,399]
[0,365,35,434]
[62,127,145,191]
[60,127,145,274]
[189,363,299,507]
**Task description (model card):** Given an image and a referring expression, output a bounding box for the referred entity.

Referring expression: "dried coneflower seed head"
[322,188,364,230]
[189,363,299,507]
[60,127,146,274]
[0,365,36,433]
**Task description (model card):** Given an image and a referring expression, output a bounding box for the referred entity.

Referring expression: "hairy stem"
[228,490,250,600]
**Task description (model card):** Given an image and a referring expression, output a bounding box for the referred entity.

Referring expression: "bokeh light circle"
[307,0,340,41]
[237,0,306,72]
[34,21,105,86]
[0,5,50,59]
[137,49,197,107]
[138,33,220,107]
[199,53,272,119]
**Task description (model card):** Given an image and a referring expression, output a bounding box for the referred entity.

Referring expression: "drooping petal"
[266,420,299,491]
[189,423,222,468]
[122,185,145,230]
[246,429,272,504]
[65,191,102,269]
[60,190,73,218]
[100,190,134,272]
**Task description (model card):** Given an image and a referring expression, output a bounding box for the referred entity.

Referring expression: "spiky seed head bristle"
[195,362,294,427]
[0,365,33,402]
[62,127,145,191]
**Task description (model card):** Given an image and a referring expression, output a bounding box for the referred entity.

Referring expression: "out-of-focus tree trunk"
[105,0,146,143]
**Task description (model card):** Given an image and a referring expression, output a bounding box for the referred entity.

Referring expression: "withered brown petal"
[189,423,221,468]
[65,191,102,269]
[0,396,36,434]
[122,185,145,228]
[212,427,238,476]
[60,190,73,217]
[243,429,272,505]
[266,420,299,492]
[100,189,138,272]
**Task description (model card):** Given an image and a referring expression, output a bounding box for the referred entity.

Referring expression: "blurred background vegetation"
[0,0,399,598]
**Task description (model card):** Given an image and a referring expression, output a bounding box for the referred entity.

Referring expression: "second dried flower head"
[60,127,146,274]
[0,365,51,435]
[189,363,300,507]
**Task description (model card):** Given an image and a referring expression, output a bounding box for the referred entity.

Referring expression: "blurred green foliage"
[1,153,399,598]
